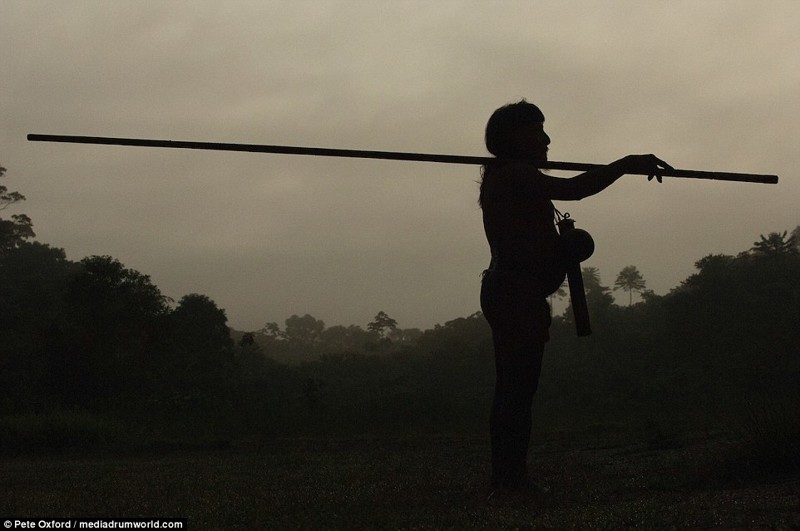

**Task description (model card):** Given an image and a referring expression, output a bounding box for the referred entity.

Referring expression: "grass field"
[2,432,798,530]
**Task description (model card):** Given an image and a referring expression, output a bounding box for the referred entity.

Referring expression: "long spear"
[27,134,779,184]
[26,132,780,337]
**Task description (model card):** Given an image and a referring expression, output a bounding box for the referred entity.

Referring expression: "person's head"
[484,99,550,161]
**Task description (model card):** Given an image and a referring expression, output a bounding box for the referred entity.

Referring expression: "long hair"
[479,99,545,207]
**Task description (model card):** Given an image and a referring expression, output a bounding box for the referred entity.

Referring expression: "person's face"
[513,122,550,161]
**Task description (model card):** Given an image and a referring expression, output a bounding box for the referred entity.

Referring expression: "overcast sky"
[2,1,798,332]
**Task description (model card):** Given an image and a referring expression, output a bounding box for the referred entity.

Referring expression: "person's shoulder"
[488,161,546,190]
[482,162,550,207]
[493,160,542,178]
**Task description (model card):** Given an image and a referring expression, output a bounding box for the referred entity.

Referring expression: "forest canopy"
[1,166,798,459]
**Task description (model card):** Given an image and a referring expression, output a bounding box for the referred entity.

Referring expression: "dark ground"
[2,432,798,530]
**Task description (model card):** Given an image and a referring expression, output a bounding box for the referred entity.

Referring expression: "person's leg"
[490,337,544,487]
[482,272,548,488]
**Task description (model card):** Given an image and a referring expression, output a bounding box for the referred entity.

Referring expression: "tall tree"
[614,265,647,306]
[0,240,75,412]
[171,293,234,359]
[283,314,325,345]
[321,324,373,353]
[562,267,615,333]
[367,311,398,339]
[261,322,283,339]
[582,266,600,287]
[791,226,800,253]
[0,166,35,253]
[62,255,170,406]
[549,278,568,306]
[582,267,614,310]
[751,231,798,256]
[67,255,170,330]
[164,293,235,410]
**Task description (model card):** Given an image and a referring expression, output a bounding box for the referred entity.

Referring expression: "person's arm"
[540,154,673,201]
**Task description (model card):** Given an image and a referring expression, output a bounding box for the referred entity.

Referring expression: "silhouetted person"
[479,100,671,492]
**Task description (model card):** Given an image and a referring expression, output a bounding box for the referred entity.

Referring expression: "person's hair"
[484,99,545,159]
[479,99,545,207]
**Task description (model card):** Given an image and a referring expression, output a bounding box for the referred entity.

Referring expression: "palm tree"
[581,266,614,311]
[548,278,568,306]
[582,266,601,288]
[751,231,798,256]
[614,265,647,306]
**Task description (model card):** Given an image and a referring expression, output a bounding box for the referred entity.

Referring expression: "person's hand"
[618,154,674,183]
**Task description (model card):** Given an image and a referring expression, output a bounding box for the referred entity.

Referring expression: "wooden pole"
[27,134,779,184]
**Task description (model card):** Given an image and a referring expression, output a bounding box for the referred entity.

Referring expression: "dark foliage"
[1,182,797,478]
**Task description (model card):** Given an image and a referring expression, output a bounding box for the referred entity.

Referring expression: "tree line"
[2,166,798,453]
